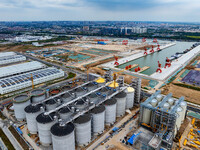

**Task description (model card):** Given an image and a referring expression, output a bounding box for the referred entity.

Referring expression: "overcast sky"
[0,0,200,22]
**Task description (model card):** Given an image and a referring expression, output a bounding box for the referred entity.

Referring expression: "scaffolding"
[131,78,141,105]
[139,91,185,150]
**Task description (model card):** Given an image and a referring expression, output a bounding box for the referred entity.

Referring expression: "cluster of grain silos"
[13,77,138,149]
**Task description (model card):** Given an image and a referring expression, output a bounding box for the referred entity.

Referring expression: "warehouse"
[0,52,16,57]
[0,61,46,78]
[0,55,26,66]
[0,67,65,94]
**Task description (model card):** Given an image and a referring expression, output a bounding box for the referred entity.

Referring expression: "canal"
[118,41,194,75]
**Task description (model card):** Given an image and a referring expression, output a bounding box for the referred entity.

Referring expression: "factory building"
[0,61,45,78]
[0,67,64,94]
[135,91,187,150]
[0,55,26,66]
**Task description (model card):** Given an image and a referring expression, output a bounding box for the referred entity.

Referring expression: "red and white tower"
[157,44,160,51]
[114,55,119,66]
[144,47,148,55]
[164,57,171,68]
[150,45,154,53]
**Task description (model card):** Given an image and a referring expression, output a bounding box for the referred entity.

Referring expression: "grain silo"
[51,122,75,150]
[156,94,163,102]
[142,103,152,124]
[74,114,91,146]
[163,103,170,110]
[24,104,43,134]
[61,93,72,103]
[108,81,119,89]
[75,88,85,97]
[150,99,158,107]
[84,82,97,91]
[115,91,127,117]
[104,98,117,125]
[87,93,99,104]
[45,99,58,111]
[167,98,174,106]
[75,100,87,111]
[91,105,105,135]
[95,77,106,87]
[180,101,187,121]
[59,106,72,120]
[30,89,46,103]
[36,112,56,146]
[176,107,184,122]
[125,87,135,109]
[99,87,109,96]
[13,94,31,121]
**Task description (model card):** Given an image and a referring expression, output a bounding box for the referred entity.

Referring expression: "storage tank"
[13,94,31,121]
[45,99,58,111]
[75,88,85,97]
[176,107,184,122]
[108,81,119,89]
[90,105,105,135]
[163,103,170,110]
[156,94,163,102]
[24,104,43,134]
[95,77,106,87]
[150,99,158,107]
[175,113,182,130]
[75,100,87,111]
[51,122,75,150]
[142,103,152,124]
[115,91,127,117]
[59,106,72,120]
[74,114,91,146]
[167,98,174,106]
[36,112,56,146]
[99,87,109,96]
[84,82,97,91]
[61,85,71,91]
[61,93,72,103]
[104,98,117,125]
[30,89,46,103]
[88,93,99,104]
[180,101,187,121]
[50,88,61,96]
[125,87,135,109]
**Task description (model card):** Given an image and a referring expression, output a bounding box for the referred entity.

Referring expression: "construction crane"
[112,68,128,89]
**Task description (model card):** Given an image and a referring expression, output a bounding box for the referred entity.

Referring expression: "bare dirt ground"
[162,84,200,105]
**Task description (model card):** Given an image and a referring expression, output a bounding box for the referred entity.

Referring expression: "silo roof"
[104,98,117,105]
[46,99,57,105]
[95,77,105,83]
[75,100,85,105]
[86,82,95,87]
[127,87,135,92]
[75,87,84,92]
[61,93,71,98]
[108,81,119,88]
[115,91,127,98]
[30,89,45,96]
[13,94,30,103]
[100,87,108,92]
[74,114,91,124]
[51,122,74,136]
[24,104,42,113]
[59,106,70,114]
[88,93,96,98]
[91,105,105,114]
[36,112,55,124]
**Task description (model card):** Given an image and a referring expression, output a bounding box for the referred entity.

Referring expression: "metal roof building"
[0,55,26,65]
[0,52,16,57]
[0,61,45,78]
[0,67,64,94]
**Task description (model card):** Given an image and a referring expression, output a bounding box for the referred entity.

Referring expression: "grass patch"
[0,128,15,150]
[66,72,76,79]
[173,83,200,91]
[187,36,200,39]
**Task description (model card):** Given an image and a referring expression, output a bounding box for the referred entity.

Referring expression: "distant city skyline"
[0,0,200,22]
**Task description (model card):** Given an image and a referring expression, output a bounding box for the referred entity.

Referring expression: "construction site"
[0,37,200,150]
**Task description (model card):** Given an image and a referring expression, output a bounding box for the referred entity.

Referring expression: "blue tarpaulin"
[112,127,119,132]
[128,132,142,145]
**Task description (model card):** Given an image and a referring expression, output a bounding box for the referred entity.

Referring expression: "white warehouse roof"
[0,55,26,66]
[0,67,65,94]
[0,52,16,58]
[0,61,46,78]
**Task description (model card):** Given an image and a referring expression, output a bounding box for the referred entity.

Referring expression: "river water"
[118,41,194,75]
